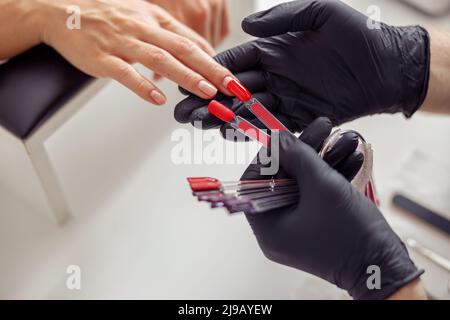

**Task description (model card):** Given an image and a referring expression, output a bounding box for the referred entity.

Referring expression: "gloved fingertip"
[323,131,360,168]
[316,117,333,128]
[173,102,191,124]
[355,151,365,163]
[338,151,365,181]
[241,17,253,34]
[242,12,271,37]
[348,131,360,141]
[351,152,365,168]
[299,117,332,151]
[174,95,211,124]
[344,132,361,153]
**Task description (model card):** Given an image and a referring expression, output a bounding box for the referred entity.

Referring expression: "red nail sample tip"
[208,100,236,123]
[226,79,252,102]
[187,177,218,183]
[189,181,221,191]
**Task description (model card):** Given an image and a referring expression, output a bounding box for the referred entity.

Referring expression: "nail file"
[393,194,450,235]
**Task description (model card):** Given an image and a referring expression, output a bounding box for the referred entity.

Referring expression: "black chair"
[0,45,107,223]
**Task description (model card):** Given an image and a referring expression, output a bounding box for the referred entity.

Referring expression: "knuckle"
[210,64,227,79]
[148,3,171,22]
[110,12,139,32]
[135,79,149,97]
[181,72,199,89]
[176,37,198,55]
[149,49,168,65]
[113,64,131,82]
[142,25,158,39]
[110,13,127,26]
[121,39,139,53]
[147,3,163,15]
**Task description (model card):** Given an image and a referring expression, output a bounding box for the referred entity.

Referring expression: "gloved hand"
[174,0,430,132]
[284,117,364,181]
[242,130,423,300]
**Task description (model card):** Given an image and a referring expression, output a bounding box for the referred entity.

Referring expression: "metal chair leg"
[25,140,71,224]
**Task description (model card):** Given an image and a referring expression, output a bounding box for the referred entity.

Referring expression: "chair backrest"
[0,45,92,139]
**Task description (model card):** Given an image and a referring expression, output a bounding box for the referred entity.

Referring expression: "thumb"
[274,131,329,186]
[213,41,261,74]
[242,0,329,37]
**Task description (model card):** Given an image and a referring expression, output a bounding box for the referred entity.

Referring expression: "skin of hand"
[174,0,431,131]
[0,0,235,105]
[242,127,423,300]
[388,279,427,300]
[421,27,450,115]
[149,0,230,48]
[0,1,41,60]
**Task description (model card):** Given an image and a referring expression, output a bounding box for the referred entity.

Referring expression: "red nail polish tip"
[208,100,235,123]
[189,181,222,191]
[187,177,222,191]
[226,79,252,102]
[187,177,218,183]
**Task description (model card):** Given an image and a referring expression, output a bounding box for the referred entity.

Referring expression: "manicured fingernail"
[198,80,217,97]
[222,76,234,87]
[150,90,166,105]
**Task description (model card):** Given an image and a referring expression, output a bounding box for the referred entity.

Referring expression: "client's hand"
[36,0,233,104]
[150,0,230,47]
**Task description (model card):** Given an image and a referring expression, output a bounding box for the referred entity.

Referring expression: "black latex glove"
[285,117,364,181]
[174,0,430,132]
[242,130,423,300]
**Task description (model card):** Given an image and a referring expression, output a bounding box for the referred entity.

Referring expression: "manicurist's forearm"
[0,0,43,59]
[421,27,450,115]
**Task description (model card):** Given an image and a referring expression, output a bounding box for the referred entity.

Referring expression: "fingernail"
[198,80,217,97]
[222,76,234,87]
[150,90,166,105]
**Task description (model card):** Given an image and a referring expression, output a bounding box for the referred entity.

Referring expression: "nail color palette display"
[187,177,300,214]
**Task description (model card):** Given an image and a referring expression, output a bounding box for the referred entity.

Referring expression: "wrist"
[420,27,450,114]
[396,26,431,118]
[345,222,424,300]
[0,0,45,59]
[32,0,63,45]
[3,0,43,47]
[387,278,428,300]
[17,0,45,45]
